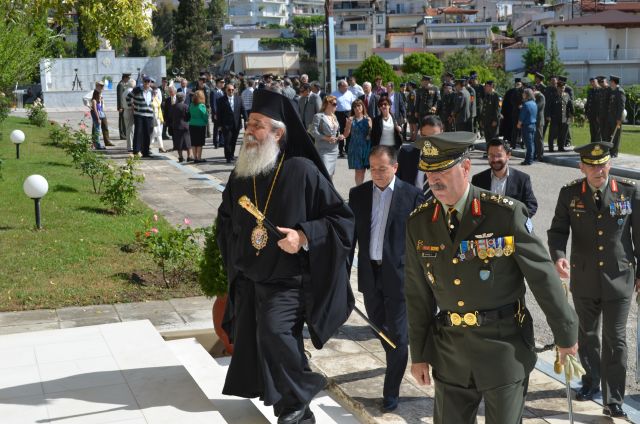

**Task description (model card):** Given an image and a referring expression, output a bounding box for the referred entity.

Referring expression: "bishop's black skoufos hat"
[419,132,476,172]
[250,89,331,181]
[574,142,613,165]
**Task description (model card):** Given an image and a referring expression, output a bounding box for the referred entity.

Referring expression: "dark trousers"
[483,120,498,142]
[433,375,527,424]
[223,277,326,415]
[335,111,349,155]
[534,121,544,160]
[213,121,224,148]
[133,115,153,155]
[363,262,408,399]
[100,116,111,144]
[588,117,600,143]
[548,121,569,151]
[572,295,630,405]
[118,110,126,139]
[222,127,240,161]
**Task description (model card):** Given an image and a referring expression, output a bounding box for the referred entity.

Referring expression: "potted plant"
[198,222,233,354]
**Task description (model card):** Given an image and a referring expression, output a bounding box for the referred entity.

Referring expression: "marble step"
[0,320,228,424]
[167,338,360,424]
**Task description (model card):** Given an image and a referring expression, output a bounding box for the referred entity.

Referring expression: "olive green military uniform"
[405,132,578,424]
[438,88,455,132]
[415,84,440,119]
[595,81,610,141]
[548,143,640,408]
[482,91,501,142]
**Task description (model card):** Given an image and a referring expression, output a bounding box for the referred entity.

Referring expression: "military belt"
[438,302,521,328]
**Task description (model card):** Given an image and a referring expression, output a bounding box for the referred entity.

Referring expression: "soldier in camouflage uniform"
[405,131,578,424]
[607,75,626,157]
[548,141,639,419]
[481,81,501,142]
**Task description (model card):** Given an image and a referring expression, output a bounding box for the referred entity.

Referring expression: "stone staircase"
[0,320,357,424]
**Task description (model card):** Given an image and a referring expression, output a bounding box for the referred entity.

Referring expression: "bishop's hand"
[276,226,308,254]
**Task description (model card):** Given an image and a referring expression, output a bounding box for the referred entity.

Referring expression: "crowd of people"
[81,69,636,423]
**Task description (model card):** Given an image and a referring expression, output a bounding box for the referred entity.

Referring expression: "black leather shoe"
[603,403,627,418]
[278,405,314,424]
[575,385,600,401]
[382,396,399,412]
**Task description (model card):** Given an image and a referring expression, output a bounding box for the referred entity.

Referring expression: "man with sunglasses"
[548,141,640,419]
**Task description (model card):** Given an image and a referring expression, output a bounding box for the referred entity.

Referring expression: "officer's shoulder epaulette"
[410,198,436,217]
[478,191,516,209]
[563,178,583,188]
[617,178,637,186]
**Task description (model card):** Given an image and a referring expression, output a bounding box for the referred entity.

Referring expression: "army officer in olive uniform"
[404,132,578,424]
[548,141,640,419]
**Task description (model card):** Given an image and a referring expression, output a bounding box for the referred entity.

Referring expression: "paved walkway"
[5,109,640,423]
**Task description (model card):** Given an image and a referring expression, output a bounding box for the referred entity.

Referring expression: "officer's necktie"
[447,207,459,241]
[594,190,602,210]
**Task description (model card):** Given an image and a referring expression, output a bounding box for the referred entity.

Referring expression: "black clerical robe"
[216,156,355,407]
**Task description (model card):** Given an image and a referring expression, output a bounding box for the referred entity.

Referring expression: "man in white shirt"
[348,76,364,98]
[332,79,357,157]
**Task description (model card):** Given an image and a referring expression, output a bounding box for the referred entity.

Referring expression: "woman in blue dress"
[343,99,372,186]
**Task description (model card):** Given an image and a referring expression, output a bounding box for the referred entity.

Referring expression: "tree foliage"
[523,40,545,75]
[442,47,510,93]
[0,1,53,92]
[173,0,210,80]
[542,31,566,81]
[153,0,175,47]
[353,55,398,85]
[208,0,227,59]
[402,53,443,78]
[44,0,154,53]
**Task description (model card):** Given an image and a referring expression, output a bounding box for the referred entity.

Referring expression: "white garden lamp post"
[23,175,49,229]
[10,129,25,159]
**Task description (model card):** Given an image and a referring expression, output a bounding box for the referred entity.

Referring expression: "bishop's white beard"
[234,132,281,178]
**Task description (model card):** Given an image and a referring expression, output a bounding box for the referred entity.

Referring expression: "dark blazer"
[471,167,538,217]
[371,115,403,149]
[177,87,192,106]
[359,93,379,118]
[216,95,247,131]
[387,91,406,124]
[170,102,189,131]
[349,179,424,298]
[396,145,421,186]
[211,87,224,115]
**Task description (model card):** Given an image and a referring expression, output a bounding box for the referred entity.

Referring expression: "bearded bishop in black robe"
[216,89,355,422]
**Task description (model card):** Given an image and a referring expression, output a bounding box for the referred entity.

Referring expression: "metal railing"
[560,48,640,61]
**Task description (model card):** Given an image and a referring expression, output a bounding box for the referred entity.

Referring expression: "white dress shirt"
[490,166,510,196]
[332,90,356,112]
[227,95,234,112]
[369,177,396,261]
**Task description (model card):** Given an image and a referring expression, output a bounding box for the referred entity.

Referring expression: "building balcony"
[335,51,369,62]
[335,28,374,37]
[333,1,375,12]
[560,48,640,62]
[425,38,491,46]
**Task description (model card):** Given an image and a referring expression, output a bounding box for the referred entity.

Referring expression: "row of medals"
[457,236,515,262]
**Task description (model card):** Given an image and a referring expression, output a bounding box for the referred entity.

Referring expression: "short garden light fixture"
[10,129,25,159]
[23,175,49,229]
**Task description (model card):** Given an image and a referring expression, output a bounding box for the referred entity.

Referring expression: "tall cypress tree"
[543,31,566,80]
[173,0,210,81]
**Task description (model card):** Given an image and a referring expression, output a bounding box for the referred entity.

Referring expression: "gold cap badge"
[422,141,439,157]
[591,145,603,156]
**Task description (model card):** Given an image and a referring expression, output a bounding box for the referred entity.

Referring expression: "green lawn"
[0,117,203,311]
[570,124,640,155]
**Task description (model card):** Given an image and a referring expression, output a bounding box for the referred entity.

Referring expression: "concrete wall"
[39,50,166,110]
[505,48,526,73]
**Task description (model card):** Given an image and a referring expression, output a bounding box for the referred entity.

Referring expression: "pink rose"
[151,228,158,234]
[183,218,192,225]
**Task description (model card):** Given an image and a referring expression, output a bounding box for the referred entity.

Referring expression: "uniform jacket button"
[458,300,465,307]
